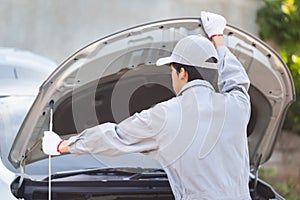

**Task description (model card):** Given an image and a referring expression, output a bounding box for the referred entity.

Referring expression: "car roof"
[0,48,57,96]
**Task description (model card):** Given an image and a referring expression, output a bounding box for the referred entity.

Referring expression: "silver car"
[0,48,57,199]
[6,18,295,199]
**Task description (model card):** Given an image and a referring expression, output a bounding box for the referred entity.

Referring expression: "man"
[43,11,251,199]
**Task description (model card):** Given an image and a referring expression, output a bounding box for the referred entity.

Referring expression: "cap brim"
[156,55,219,70]
[156,57,173,66]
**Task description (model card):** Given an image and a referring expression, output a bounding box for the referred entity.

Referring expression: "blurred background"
[0,0,299,199]
[0,0,262,63]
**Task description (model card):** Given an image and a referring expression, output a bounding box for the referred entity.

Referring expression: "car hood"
[9,18,295,171]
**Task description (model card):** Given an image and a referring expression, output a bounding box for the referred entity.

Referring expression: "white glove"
[42,131,63,155]
[201,11,227,38]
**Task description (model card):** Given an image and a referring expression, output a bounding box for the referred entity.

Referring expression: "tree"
[256,0,300,133]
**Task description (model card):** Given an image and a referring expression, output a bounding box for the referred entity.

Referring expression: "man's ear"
[179,68,188,80]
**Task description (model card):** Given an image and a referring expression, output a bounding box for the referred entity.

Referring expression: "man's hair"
[172,62,203,82]
[172,57,218,82]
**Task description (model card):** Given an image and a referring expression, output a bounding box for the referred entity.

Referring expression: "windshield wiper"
[44,167,167,181]
[124,169,167,180]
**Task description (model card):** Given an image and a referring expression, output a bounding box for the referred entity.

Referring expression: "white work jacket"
[68,46,251,200]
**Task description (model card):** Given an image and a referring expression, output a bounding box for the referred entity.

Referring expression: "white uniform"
[68,46,251,200]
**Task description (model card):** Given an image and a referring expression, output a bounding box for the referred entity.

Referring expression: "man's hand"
[201,11,227,39]
[42,131,63,155]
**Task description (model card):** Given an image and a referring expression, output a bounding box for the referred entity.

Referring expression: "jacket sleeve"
[67,104,166,156]
[217,46,250,99]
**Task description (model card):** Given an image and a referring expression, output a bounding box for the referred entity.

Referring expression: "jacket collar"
[177,79,215,96]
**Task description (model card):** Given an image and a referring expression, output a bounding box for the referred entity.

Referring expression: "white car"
[6,18,296,199]
[0,48,57,199]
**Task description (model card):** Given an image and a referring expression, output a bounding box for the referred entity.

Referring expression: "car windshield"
[0,95,161,176]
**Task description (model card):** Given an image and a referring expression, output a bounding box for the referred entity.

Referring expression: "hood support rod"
[48,100,54,200]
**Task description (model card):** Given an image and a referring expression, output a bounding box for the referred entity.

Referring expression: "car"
[6,18,295,199]
[0,48,57,199]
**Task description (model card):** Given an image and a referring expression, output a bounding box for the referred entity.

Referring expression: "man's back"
[151,77,251,199]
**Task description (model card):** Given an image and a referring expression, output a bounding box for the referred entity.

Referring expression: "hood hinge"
[250,153,262,199]
[18,153,27,189]
[10,153,27,198]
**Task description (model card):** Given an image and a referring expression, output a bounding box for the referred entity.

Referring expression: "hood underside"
[9,18,295,171]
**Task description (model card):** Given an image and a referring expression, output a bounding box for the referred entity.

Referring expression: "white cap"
[156,35,219,69]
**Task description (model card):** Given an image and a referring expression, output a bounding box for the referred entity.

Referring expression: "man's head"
[156,35,218,95]
[169,62,204,95]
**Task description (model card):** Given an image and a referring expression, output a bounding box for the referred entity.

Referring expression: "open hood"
[9,18,295,172]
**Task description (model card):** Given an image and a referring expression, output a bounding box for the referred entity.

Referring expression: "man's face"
[170,64,188,95]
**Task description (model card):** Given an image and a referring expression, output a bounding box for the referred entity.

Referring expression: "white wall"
[0,0,263,64]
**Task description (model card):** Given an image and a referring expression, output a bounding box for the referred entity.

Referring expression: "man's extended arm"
[43,102,165,155]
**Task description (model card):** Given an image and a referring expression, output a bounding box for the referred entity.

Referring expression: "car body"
[0,48,57,199]
[6,18,295,199]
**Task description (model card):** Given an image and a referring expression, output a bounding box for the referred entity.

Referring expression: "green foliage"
[256,0,300,133]
[273,178,300,200]
[260,167,300,200]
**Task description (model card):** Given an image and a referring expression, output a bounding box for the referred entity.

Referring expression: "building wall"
[0,0,263,64]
